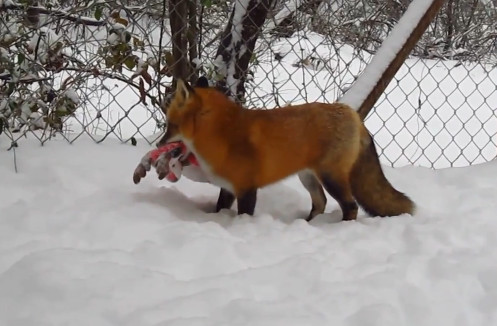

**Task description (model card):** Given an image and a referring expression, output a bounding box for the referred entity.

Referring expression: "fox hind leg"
[318,171,358,221]
[298,171,327,221]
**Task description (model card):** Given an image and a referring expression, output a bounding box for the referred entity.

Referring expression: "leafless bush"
[0,0,180,143]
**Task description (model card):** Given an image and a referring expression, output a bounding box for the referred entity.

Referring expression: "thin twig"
[0,3,107,26]
[198,3,204,60]
[12,144,18,173]
[5,129,19,173]
[61,67,158,105]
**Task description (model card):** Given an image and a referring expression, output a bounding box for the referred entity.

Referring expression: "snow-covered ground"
[1,137,497,325]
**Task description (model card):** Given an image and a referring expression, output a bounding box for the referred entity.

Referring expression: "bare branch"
[0,3,106,26]
[61,67,159,106]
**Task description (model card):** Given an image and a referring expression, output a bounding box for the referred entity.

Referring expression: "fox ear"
[175,79,195,102]
[195,76,209,88]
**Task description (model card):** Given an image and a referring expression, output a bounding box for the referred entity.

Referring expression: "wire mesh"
[0,0,496,169]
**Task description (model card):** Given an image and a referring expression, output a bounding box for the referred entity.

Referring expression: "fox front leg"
[236,189,258,216]
[215,188,236,212]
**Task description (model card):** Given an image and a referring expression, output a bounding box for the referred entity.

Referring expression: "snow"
[26,27,64,65]
[0,98,7,112]
[111,22,127,31]
[107,32,120,45]
[28,111,45,129]
[64,88,80,104]
[0,0,16,8]
[266,0,303,30]
[339,0,435,110]
[219,0,251,98]
[1,136,497,325]
[0,47,8,59]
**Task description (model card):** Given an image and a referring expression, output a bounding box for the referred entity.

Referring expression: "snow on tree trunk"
[266,0,303,35]
[187,0,199,86]
[214,0,274,103]
[169,0,193,84]
[266,0,324,37]
[338,0,445,120]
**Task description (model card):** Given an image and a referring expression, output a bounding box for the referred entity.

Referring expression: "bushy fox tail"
[351,130,415,217]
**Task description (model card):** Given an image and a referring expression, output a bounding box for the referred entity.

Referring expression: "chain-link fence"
[1,0,496,169]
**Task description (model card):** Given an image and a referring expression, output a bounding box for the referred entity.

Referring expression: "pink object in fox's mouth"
[149,141,199,182]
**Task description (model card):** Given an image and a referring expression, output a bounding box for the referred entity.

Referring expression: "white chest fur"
[182,138,235,194]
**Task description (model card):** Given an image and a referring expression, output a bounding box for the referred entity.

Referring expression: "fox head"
[156,77,210,148]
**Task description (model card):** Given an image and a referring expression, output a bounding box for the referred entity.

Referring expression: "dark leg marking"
[237,189,258,216]
[320,174,358,221]
[215,188,236,212]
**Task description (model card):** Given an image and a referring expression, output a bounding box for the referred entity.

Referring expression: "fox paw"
[133,142,188,184]
[133,151,154,184]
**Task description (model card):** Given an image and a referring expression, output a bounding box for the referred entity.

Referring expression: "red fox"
[157,78,415,221]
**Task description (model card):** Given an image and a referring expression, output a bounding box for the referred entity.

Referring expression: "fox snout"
[156,133,169,148]
[156,126,182,149]
[156,125,172,148]
[156,138,164,148]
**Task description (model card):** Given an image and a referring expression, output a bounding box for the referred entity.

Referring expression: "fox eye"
[170,147,182,158]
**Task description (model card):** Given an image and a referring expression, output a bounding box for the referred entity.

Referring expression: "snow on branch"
[214,0,273,102]
[266,0,303,31]
[339,0,444,118]
[220,0,250,99]
[0,2,106,26]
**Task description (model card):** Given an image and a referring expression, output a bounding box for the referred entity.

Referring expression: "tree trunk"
[444,0,455,52]
[187,0,199,86]
[214,0,275,103]
[169,0,193,85]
